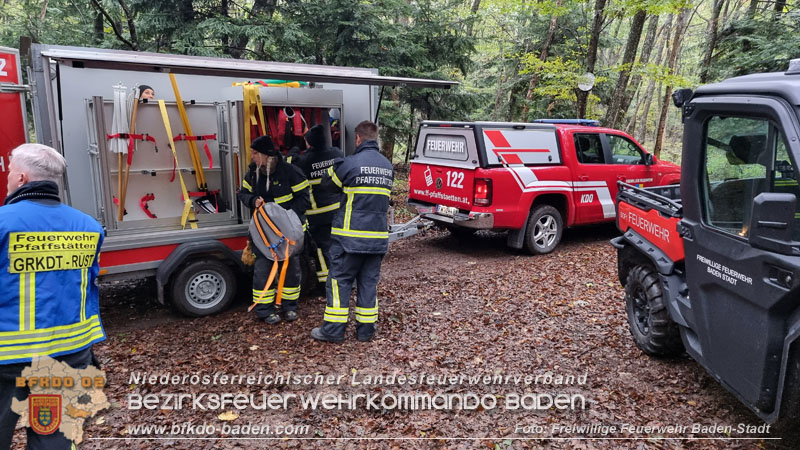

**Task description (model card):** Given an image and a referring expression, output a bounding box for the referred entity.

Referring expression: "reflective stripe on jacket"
[238,159,311,226]
[293,145,344,225]
[322,140,393,254]
[0,200,106,364]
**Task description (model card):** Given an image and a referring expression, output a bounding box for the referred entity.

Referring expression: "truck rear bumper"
[408,201,494,229]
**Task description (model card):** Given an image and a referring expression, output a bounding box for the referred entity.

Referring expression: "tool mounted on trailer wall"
[157,99,198,230]
[109,84,130,221]
[169,73,207,191]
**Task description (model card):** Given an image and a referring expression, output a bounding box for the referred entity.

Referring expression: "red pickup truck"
[407,120,681,254]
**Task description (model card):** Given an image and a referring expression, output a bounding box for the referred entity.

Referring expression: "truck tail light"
[473,178,492,206]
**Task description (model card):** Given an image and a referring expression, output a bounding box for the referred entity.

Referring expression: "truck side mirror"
[748,192,797,254]
[672,88,693,107]
[644,153,654,166]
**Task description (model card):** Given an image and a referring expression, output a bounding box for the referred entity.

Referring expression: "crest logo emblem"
[29,394,61,434]
[435,177,443,189]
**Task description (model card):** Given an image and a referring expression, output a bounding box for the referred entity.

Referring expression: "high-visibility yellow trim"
[309,189,319,210]
[355,306,378,315]
[328,167,343,188]
[343,192,355,230]
[323,316,348,323]
[343,186,391,196]
[18,273,36,331]
[355,314,378,323]
[292,180,310,192]
[158,99,198,230]
[324,305,348,323]
[1,315,101,342]
[307,202,340,215]
[28,274,35,331]
[80,268,88,322]
[316,248,328,273]
[242,179,252,191]
[309,178,322,185]
[332,228,389,239]
[332,279,341,309]
[302,222,308,231]
[275,193,293,204]
[18,274,25,331]
[0,326,105,361]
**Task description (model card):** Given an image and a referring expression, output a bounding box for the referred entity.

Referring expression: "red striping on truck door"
[618,202,684,262]
[99,236,248,267]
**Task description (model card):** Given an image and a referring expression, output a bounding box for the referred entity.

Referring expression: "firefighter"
[293,124,344,284]
[238,136,310,324]
[138,84,155,100]
[0,144,106,449]
[311,121,393,343]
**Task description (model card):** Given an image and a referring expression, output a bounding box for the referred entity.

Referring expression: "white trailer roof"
[40,46,458,89]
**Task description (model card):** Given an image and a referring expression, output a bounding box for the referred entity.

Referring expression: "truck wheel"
[170,260,236,317]
[524,205,563,254]
[624,264,683,356]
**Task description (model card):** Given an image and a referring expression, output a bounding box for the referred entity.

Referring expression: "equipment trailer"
[1,43,454,316]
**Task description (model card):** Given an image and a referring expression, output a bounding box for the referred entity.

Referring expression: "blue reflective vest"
[324,140,394,254]
[0,199,106,364]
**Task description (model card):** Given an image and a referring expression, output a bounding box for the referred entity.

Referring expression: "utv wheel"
[524,205,563,255]
[170,260,236,317]
[625,264,684,356]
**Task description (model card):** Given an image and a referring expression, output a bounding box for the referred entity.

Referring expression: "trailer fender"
[614,231,692,332]
[156,241,245,304]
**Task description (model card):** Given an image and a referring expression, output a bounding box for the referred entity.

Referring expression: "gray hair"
[10,144,66,183]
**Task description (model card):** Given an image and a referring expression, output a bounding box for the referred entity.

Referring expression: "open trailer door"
[0,46,28,201]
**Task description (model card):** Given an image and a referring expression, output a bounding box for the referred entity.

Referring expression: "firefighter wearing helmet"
[238,136,310,324]
[311,121,393,343]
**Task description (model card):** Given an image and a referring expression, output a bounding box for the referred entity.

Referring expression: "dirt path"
[74,225,798,449]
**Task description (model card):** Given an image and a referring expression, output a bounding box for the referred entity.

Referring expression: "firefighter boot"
[311,326,344,343]
[356,323,375,342]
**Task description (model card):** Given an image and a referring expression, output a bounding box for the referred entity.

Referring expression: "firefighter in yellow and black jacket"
[293,124,344,284]
[238,136,310,324]
[311,121,393,343]
[0,144,105,449]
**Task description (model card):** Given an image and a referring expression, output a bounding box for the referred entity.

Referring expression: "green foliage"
[712,9,800,78]
[0,0,96,48]
[1,0,797,163]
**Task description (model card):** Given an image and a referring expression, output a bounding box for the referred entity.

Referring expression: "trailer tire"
[524,205,563,255]
[624,264,683,356]
[170,260,236,317]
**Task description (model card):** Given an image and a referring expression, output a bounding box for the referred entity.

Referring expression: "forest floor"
[15,171,798,450]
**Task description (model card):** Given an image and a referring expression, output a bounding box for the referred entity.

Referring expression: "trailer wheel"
[170,260,236,317]
[524,205,563,254]
[625,264,683,356]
